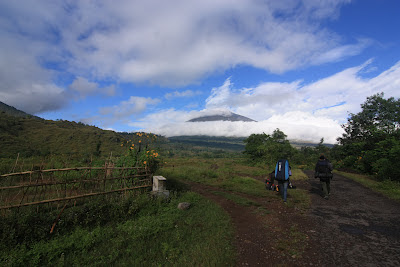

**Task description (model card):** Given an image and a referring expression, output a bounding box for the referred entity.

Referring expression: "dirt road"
[304,170,400,266]
[187,171,400,266]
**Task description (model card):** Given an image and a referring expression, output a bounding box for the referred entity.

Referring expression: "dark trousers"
[320,179,331,197]
[278,181,288,201]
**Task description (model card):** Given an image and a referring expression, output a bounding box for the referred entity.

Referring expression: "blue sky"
[1,0,400,143]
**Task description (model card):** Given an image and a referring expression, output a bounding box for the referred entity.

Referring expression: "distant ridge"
[0,101,41,119]
[188,112,256,122]
[167,135,330,152]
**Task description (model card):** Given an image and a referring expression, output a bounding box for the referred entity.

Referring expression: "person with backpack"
[274,159,291,203]
[314,154,333,199]
[265,170,279,191]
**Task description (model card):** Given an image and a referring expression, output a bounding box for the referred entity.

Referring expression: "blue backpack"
[275,159,290,181]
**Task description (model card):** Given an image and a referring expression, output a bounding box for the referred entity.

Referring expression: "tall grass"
[1,192,235,266]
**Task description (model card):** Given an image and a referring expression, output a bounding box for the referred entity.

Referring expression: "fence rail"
[0,166,152,210]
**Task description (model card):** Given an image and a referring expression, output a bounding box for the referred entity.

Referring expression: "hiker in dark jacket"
[315,155,333,199]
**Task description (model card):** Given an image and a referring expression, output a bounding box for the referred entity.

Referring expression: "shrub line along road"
[187,171,400,266]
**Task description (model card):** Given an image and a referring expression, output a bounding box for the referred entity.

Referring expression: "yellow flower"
[143,161,147,165]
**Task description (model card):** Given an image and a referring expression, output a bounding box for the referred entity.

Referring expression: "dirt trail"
[303,170,400,266]
[187,171,400,266]
[187,182,320,266]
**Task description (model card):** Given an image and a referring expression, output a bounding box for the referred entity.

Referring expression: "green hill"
[0,106,244,160]
[168,136,246,151]
[0,101,41,119]
[0,112,129,158]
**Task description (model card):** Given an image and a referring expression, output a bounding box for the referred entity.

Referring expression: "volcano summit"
[187,112,256,122]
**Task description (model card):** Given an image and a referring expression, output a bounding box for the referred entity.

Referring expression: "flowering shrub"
[117,132,161,174]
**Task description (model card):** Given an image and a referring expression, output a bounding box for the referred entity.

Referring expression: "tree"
[339,93,400,145]
[336,93,400,180]
[271,128,287,142]
[243,129,296,166]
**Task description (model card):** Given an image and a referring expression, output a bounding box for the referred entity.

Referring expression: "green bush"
[371,137,400,180]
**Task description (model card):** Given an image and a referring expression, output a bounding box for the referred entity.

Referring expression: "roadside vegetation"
[1,192,234,266]
[332,93,400,182]
[0,135,236,266]
[241,93,400,186]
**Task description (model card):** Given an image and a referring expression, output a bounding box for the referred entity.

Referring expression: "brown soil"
[186,171,400,266]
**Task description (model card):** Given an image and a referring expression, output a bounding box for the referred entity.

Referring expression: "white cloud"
[103,85,116,97]
[69,77,98,99]
[1,0,365,95]
[78,95,161,129]
[164,90,202,100]
[140,111,342,144]
[68,77,117,99]
[136,61,400,143]
[99,96,160,118]
[0,37,66,114]
[205,78,302,120]
[312,39,371,65]
[203,60,400,123]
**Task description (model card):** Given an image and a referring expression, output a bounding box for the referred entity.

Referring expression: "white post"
[152,176,169,198]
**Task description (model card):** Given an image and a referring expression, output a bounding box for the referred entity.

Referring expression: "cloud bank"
[143,114,343,144]
[136,61,400,143]
[0,0,364,114]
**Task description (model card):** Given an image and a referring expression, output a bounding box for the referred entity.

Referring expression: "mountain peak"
[187,112,256,122]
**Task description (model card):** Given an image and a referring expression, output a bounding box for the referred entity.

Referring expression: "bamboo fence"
[0,165,152,210]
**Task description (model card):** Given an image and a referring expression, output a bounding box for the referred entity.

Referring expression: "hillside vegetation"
[0,112,127,158]
[0,101,41,119]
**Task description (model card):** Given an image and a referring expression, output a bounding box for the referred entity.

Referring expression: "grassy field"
[1,192,235,266]
[335,171,400,201]
[159,157,311,210]
[1,156,313,266]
